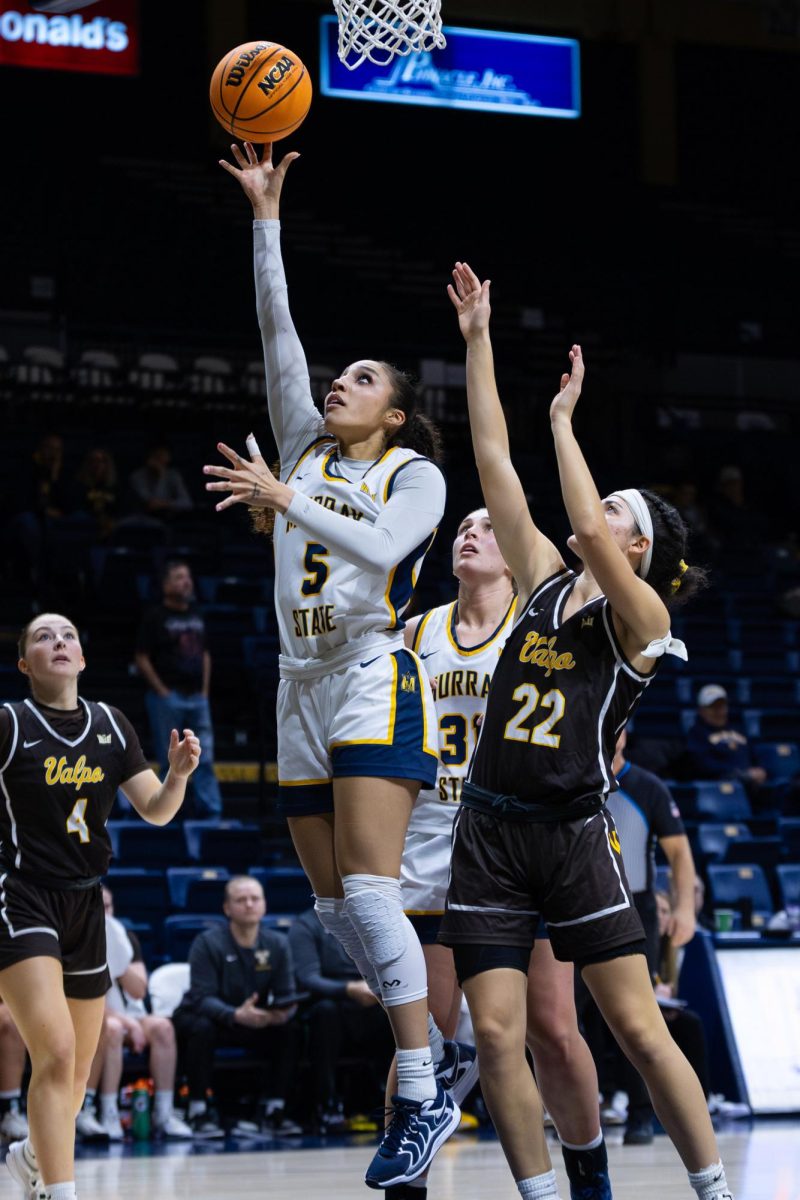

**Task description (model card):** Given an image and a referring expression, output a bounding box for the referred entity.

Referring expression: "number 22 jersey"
[469,569,658,817]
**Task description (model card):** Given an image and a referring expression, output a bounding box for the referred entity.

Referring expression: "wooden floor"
[3,1122,799,1199]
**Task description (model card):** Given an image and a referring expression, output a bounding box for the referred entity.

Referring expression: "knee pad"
[313,895,381,997]
[342,875,428,1008]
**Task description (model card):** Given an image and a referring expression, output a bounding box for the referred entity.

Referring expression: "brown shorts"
[0,872,110,999]
[438,804,644,964]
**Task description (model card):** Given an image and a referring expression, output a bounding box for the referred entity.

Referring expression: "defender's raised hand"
[549,344,585,425]
[447,260,491,343]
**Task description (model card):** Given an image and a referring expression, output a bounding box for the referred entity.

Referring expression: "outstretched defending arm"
[448,262,563,599]
[220,141,324,469]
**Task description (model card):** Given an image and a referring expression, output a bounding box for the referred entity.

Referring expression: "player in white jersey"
[388,512,614,1200]
[205,141,458,1189]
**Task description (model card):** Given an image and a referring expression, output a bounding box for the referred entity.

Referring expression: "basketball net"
[332,0,445,70]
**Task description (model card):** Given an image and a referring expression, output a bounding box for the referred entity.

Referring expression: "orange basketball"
[209,41,312,143]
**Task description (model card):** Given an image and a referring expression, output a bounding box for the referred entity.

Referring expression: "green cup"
[714,908,735,933]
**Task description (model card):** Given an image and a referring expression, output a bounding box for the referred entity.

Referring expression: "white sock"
[188,1099,206,1118]
[22,1138,37,1168]
[688,1160,733,1198]
[517,1169,560,1198]
[154,1090,173,1121]
[99,1093,119,1120]
[45,1184,77,1200]
[427,1013,445,1067]
[396,1046,436,1103]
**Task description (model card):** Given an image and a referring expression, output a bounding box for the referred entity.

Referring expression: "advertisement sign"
[0,0,139,75]
[320,18,580,119]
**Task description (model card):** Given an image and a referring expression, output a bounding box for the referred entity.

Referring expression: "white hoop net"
[332,0,445,70]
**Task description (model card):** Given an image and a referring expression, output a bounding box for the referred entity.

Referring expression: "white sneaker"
[4,1139,40,1200]
[100,1112,125,1141]
[76,1109,110,1141]
[0,1109,29,1143]
[708,1093,750,1119]
[600,1090,628,1125]
[154,1112,193,1139]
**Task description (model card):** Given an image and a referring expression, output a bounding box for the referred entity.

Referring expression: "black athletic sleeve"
[0,709,11,766]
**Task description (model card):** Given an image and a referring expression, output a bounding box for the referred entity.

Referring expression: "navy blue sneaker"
[365,1085,460,1189]
[435,1040,479,1106]
[562,1140,613,1200]
[570,1177,613,1200]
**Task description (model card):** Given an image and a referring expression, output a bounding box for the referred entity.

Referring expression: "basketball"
[209,41,312,143]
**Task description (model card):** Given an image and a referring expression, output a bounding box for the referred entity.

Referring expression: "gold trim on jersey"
[278,776,332,787]
[331,654,399,747]
[411,608,436,654]
[286,436,336,485]
[407,650,439,759]
[321,445,396,485]
[384,530,437,630]
[445,596,517,657]
[382,448,412,502]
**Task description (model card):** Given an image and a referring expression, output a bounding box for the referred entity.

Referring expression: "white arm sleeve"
[254,219,326,470]
[285,459,446,574]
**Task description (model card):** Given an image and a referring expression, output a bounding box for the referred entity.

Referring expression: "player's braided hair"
[639,488,709,607]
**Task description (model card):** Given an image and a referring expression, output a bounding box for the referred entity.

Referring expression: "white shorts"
[277,648,438,816]
[400,829,453,916]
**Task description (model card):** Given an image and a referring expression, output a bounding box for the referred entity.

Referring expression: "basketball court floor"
[2,1120,798,1199]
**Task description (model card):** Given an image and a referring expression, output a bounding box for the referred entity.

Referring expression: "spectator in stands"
[708,464,766,555]
[686,684,767,791]
[171,876,302,1137]
[0,1001,28,1144]
[3,432,70,592]
[76,887,191,1141]
[126,440,193,522]
[288,904,395,1133]
[135,559,223,817]
[580,730,697,1145]
[71,446,120,541]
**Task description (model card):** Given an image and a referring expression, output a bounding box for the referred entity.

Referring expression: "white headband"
[608,489,653,579]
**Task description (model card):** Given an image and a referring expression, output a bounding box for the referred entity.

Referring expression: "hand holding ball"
[209,41,312,142]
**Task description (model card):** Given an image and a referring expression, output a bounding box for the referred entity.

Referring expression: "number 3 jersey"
[0,699,148,886]
[468,569,658,817]
[406,597,517,836]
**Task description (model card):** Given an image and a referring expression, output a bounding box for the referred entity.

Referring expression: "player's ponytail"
[639,488,710,608]
[380,362,444,464]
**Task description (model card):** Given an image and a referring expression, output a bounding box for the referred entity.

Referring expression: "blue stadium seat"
[183,820,261,869]
[733,650,800,677]
[721,836,783,870]
[118,918,157,968]
[249,866,312,915]
[780,819,800,860]
[697,822,752,864]
[163,914,226,962]
[103,869,168,927]
[755,742,800,783]
[167,867,230,911]
[693,781,752,822]
[706,864,774,928]
[108,820,189,868]
[740,679,800,708]
[750,711,800,742]
[775,865,800,910]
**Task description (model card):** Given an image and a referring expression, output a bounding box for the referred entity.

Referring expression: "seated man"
[0,1001,29,1144]
[77,886,192,1141]
[288,904,396,1132]
[686,684,767,791]
[171,875,302,1137]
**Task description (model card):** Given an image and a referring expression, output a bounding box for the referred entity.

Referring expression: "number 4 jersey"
[468,569,658,817]
[0,699,148,886]
[406,596,517,836]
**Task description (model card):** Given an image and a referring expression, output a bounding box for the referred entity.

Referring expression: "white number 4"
[66,798,90,844]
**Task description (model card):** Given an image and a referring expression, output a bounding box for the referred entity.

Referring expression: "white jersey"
[406,597,517,835]
[274,441,438,670]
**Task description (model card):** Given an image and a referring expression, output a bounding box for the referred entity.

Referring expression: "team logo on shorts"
[401,672,417,693]
[608,828,622,854]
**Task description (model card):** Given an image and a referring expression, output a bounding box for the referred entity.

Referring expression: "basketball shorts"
[0,872,110,999]
[277,648,438,816]
[401,829,452,929]
[439,805,644,965]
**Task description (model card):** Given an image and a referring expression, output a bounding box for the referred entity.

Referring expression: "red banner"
[0,0,138,75]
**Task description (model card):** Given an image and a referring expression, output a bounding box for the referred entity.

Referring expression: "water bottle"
[131,1079,151,1141]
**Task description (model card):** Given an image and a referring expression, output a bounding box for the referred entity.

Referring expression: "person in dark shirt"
[135,559,222,816]
[288,905,395,1132]
[686,685,767,791]
[171,875,302,1137]
[0,612,200,1200]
